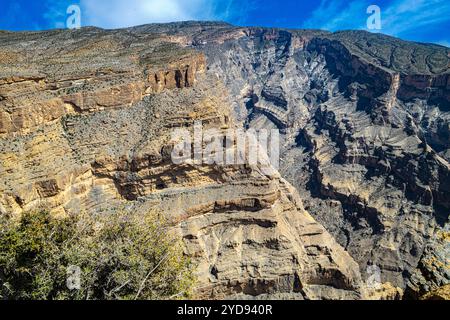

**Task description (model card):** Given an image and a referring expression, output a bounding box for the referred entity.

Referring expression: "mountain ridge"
[0,21,448,299]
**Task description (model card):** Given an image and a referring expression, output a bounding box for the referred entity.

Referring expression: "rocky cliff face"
[0,21,449,299]
[129,22,449,297]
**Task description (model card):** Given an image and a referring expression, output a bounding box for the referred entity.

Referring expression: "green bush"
[0,210,194,300]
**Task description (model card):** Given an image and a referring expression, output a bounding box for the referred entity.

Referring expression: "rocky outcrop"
[0,22,448,299]
[148,22,449,298]
[405,226,450,299]
[0,24,372,299]
[0,28,205,135]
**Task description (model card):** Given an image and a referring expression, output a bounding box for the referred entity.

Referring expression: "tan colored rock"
[420,284,450,300]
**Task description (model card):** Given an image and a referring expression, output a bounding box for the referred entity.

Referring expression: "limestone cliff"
[128,22,449,297]
[0,25,367,300]
[0,21,449,299]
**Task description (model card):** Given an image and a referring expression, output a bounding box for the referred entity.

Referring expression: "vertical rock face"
[0,22,449,299]
[136,22,449,296]
[0,24,366,300]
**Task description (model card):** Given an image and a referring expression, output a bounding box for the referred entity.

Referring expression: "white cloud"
[303,0,450,39]
[381,0,450,36]
[78,0,242,29]
[42,0,255,30]
[43,0,74,29]
[303,0,370,31]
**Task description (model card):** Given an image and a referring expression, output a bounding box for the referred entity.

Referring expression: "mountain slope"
[0,22,449,299]
[134,21,449,296]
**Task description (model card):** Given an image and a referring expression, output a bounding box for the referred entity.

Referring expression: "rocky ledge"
[1,22,449,299]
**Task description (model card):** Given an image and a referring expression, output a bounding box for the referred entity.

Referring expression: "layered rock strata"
[1,22,448,299]
[0,25,371,299]
[131,22,450,296]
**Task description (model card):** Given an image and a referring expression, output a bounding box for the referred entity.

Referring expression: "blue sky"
[1,0,449,46]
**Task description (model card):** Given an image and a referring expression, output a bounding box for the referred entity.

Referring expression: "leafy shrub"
[0,210,194,300]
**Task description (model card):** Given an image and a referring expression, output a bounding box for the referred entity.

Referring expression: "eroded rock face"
[0,21,448,299]
[405,225,450,299]
[0,23,370,299]
[130,22,449,296]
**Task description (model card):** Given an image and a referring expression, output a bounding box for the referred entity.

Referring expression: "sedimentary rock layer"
[0,25,373,299]
[130,22,449,297]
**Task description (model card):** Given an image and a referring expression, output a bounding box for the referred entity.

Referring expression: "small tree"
[0,209,194,300]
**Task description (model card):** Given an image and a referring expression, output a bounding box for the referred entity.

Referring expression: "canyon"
[0,21,448,299]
